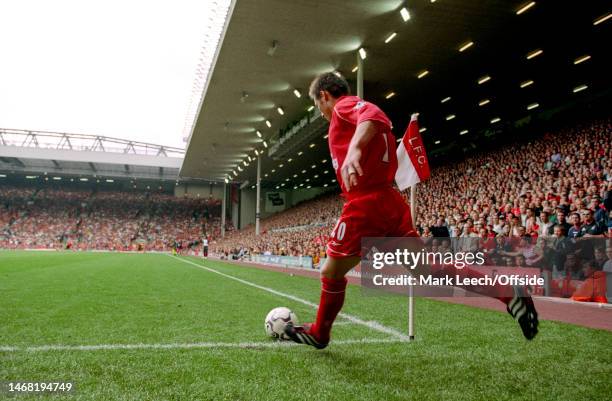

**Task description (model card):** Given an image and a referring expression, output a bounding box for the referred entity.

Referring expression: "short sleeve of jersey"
[334,97,392,130]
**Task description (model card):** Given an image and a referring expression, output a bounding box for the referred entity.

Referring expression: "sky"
[0,0,230,149]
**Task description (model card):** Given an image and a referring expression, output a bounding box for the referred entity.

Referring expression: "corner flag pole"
[408,185,416,340]
[397,112,428,341]
[255,155,261,236]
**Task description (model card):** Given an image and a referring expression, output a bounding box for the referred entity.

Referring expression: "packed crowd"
[1,119,610,273]
[212,195,343,264]
[415,119,612,241]
[0,187,223,252]
[213,118,612,272]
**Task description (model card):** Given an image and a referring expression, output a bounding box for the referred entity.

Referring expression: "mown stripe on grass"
[171,255,411,341]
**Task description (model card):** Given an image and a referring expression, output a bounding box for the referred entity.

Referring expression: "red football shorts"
[327,186,418,258]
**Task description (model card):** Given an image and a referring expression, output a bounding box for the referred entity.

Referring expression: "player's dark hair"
[309,72,350,100]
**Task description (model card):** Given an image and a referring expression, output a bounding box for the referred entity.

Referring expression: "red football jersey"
[328,96,397,194]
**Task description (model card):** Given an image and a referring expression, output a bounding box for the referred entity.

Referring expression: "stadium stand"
[212,193,342,263]
[1,119,611,269]
[0,187,224,252]
[416,119,612,236]
[212,118,612,266]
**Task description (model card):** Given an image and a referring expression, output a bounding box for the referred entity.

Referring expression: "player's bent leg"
[441,265,539,339]
[391,190,539,340]
[284,256,360,349]
[506,285,539,340]
[321,255,361,280]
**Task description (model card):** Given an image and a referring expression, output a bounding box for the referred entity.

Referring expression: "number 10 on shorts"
[332,221,347,241]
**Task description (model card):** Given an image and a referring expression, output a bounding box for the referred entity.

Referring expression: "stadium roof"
[181,0,611,187]
[0,129,183,181]
[0,1,233,150]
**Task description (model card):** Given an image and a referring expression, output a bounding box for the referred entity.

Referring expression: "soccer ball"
[264,307,298,340]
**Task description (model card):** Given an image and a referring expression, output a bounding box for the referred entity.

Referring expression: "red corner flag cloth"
[395,114,431,191]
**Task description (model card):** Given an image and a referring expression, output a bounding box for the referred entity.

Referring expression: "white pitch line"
[170,256,411,341]
[331,321,355,326]
[0,338,407,353]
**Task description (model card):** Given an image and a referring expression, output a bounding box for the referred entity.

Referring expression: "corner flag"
[395,113,431,191]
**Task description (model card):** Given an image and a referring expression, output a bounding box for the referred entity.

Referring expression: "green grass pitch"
[1,251,611,400]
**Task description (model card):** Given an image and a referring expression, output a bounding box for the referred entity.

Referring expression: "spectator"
[567,213,583,239]
[430,217,450,237]
[593,247,607,269]
[579,209,605,237]
[550,210,571,236]
[538,211,554,237]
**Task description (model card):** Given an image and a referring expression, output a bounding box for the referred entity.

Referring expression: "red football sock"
[310,276,347,343]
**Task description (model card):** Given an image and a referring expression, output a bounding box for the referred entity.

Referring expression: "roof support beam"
[57,134,72,150]
[0,157,25,167]
[0,128,183,157]
[0,146,182,168]
[124,142,137,154]
[91,136,105,152]
[21,132,39,148]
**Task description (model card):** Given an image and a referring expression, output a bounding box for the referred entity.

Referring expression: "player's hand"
[341,146,363,191]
